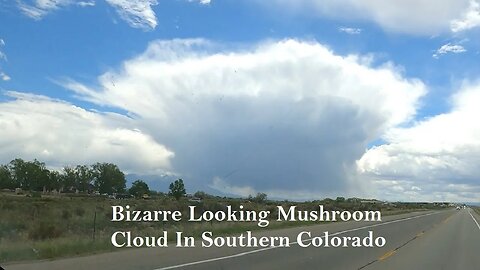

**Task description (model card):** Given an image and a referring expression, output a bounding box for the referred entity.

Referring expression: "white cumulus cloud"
[357,84,480,202]
[451,0,480,32]
[64,38,425,198]
[0,91,174,174]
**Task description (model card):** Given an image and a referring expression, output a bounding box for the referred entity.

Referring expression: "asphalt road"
[4,208,480,270]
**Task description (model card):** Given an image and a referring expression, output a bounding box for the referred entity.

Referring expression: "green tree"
[91,163,126,194]
[75,165,93,192]
[168,179,186,200]
[0,165,14,189]
[48,170,63,191]
[129,180,150,198]
[194,191,210,199]
[26,160,50,191]
[9,158,27,189]
[252,192,268,203]
[61,166,76,192]
[61,165,93,193]
[9,159,49,191]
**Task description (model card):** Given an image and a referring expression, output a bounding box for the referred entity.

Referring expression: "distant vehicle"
[456,206,461,210]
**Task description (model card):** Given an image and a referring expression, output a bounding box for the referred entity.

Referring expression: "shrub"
[61,209,71,220]
[105,211,113,220]
[74,207,85,217]
[28,222,63,240]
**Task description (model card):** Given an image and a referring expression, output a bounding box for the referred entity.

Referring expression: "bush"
[61,209,72,220]
[74,207,85,217]
[28,222,63,240]
[105,210,112,220]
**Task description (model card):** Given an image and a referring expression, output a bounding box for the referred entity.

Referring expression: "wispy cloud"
[433,43,467,58]
[264,0,474,35]
[105,0,159,30]
[0,72,11,81]
[190,0,211,4]
[338,27,362,35]
[78,1,95,7]
[0,38,6,62]
[210,177,256,198]
[15,0,211,30]
[0,38,9,81]
[17,2,46,20]
[17,0,95,20]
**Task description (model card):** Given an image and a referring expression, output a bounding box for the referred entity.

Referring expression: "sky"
[0,0,480,203]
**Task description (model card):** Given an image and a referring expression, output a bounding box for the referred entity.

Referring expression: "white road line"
[154,211,444,270]
[469,210,480,230]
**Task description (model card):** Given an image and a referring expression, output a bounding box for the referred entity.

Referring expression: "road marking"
[155,246,279,270]
[378,250,396,261]
[154,211,444,270]
[469,211,480,231]
[442,215,453,224]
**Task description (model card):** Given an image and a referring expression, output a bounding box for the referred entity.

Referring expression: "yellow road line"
[379,250,396,261]
[442,215,454,224]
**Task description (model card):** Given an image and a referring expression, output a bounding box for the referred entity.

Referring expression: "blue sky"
[1,1,478,114]
[1,0,480,202]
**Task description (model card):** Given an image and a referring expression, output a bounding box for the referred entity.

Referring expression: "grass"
[0,192,445,263]
[0,237,115,262]
[0,194,118,262]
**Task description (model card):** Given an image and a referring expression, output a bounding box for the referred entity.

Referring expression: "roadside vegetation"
[0,158,449,263]
[0,192,447,263]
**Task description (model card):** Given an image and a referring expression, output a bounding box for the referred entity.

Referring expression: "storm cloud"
[62,39,425,199]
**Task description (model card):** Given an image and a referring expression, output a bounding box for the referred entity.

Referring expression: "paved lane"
[365,208,480,270]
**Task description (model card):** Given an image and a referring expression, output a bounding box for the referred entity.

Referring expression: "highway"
[4,208,480,270]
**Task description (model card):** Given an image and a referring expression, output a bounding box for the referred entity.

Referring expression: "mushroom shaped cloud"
[65,39,426,200]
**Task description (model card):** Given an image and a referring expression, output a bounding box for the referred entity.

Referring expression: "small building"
[188,197,202,203]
